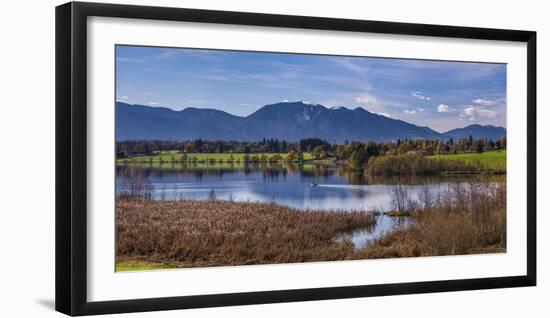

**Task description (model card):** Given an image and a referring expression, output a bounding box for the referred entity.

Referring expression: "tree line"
[117,135,506,171]
[116,138,330,158]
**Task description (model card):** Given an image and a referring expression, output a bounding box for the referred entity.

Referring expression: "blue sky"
[116,45,506,132]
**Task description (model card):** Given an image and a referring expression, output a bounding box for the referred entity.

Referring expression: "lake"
[116,163,502,248]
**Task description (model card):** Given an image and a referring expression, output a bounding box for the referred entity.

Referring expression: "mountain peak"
[271,100,321,106]
[249,101,327,122]
[330,106,353,111]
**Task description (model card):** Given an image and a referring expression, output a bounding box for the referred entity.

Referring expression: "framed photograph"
[55,1,536,316]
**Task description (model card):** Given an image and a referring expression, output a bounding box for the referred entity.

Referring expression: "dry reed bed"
[358,182,506,258]
[116,198,375,267]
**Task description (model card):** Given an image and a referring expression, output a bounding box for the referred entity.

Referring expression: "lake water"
[116,164,501,248]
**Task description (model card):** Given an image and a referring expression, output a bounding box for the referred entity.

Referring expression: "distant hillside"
[443,124,506,141]
[116,101,505,142]
[116,103,244,141]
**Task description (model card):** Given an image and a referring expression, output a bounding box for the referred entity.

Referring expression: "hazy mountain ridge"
[116,101,505,142]
[442,124,506,141]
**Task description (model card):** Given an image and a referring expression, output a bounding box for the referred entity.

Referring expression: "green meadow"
[116,151,314,164]
[428,150,506,170]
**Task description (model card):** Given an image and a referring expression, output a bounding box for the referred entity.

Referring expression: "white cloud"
[404,106,425,115]
[410,91,431,101]
[355,93,379,106]
[463,106,497,119]
[354,92,410,116]
[464,106,477,117]
[116,95,129,101]
[437,104,451,112]
[472,98,497,106]
[148,102,161,106]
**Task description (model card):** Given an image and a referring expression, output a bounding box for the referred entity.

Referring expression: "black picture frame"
[55,1,537,316]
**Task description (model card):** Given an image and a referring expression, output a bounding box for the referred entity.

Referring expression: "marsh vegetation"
[116,197,376,268]
[116,180,505,270]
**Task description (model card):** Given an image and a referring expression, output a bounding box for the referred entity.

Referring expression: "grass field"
[116,151,314,164]
[116,259,187,271]
[428,150,506,170]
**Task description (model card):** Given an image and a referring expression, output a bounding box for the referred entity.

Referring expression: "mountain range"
[442,124,506,141]
[116,101,506,143]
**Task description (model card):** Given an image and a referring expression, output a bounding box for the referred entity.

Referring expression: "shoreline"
[116,150,506,174]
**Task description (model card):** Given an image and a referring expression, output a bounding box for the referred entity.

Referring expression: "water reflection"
[336,215,411,249]
[116,163,503,212]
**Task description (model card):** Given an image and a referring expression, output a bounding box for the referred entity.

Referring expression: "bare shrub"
[208,188,216,201]
[391,185,409,213]
[119,167,154,199]
[418,183,433,210]
[360,181,506,258]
